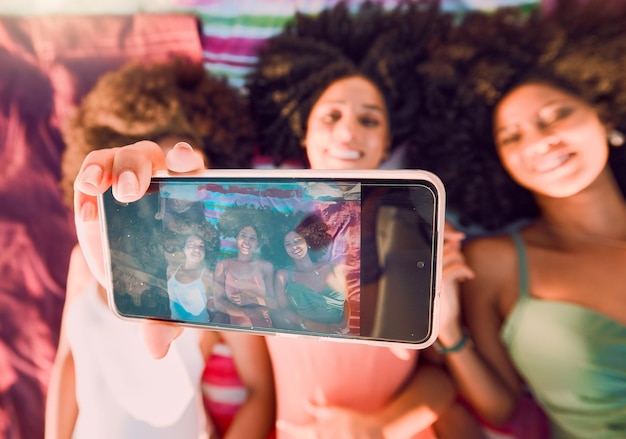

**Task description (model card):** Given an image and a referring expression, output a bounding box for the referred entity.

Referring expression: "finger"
[74,148,116,198]
[141,320,184,359]
[441,241,466,266]
[74,149,118,286]
[443,221,465,242]
[389,346,412,360]
[442,260,475,282]
[111,141,166,203]
[165,142,206,173]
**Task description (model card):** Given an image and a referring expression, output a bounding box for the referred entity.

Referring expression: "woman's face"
[184,235,206,263]
[494,82,609,198]
[237,226,259,256]
[304,75,390,170]
[284,231,308,260]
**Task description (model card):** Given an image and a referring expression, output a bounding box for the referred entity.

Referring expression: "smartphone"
[99,169,445,349]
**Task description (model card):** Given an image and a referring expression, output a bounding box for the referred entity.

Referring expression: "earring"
[609,129,625,147]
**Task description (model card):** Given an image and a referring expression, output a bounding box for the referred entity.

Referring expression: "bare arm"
[45,245,91,439]
[200,268,213,297]
[377,361,456,438]
[438,236,524,426]
[261,260,276,309]
[220,334,275,439]
[213,260,246,317]
[301,359,456,438]
[273,269,306,328]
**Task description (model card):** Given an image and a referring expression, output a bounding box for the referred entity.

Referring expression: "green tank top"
[501,232,626,439]
[285,268,345,324]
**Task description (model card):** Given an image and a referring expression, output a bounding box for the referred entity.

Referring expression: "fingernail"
[80,165,103,187]
[173,142,193,151]
[118,170,139,198]
[79,201,97,222]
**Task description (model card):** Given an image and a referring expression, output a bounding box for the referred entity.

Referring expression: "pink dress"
[224,270,272,327]
[266,337,436,439]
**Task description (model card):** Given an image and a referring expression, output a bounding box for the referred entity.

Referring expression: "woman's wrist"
[436,330,472,355]
[437,324,464,347]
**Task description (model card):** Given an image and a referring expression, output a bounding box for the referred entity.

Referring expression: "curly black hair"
[60,58,257,208]
[246,0,453,166]
[405,0,626,231]
[269,211,333,267]
[217,204,275,249]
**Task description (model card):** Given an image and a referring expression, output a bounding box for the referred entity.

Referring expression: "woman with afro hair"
[246,0,453,169]
[271,212,351,334]
[60,58,256,207]
[213,205,277,328]
[245,2,485,438]
[46,59,275,439]
[406,1,626,438]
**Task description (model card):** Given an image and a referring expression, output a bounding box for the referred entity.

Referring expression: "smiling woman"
[407,1,626,437]
[493,82,610,198]
[213,205,276,328]
[303,76,391,170]
[246,1,448,168]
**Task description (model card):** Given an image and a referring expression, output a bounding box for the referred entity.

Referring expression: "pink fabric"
[201,343,245,436]
[266,337,435,439]
[0,14,203,439]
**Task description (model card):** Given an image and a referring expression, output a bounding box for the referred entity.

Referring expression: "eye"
[497,131,521,148]
[358,115,381,128]
[321,110,342,124]
[538,105,574,128]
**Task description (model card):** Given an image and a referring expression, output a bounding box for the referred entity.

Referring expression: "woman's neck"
[535,168,626,241]
[183,260,203,270]
[294,255,315,272]
[236,253,254,263]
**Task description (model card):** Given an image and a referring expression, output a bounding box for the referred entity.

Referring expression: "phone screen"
[100,173,441,348]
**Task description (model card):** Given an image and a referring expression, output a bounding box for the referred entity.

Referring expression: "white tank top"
[66,281,210,439]
[167,265,210,322]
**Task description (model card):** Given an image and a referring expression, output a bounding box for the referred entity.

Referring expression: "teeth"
[329,149,360,160]
[534,154,570,173]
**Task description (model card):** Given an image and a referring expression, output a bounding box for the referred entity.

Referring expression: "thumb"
[165,142,206,173]
[141,321,183,359]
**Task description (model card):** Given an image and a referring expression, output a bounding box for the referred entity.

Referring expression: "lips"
[532,152,574,173]
[328,148,361,160]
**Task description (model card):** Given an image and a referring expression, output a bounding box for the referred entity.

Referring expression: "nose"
[522,129,560,158]
[333,117,356,143]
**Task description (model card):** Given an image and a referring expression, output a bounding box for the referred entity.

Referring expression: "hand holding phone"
[73,142,203,358]
[99,169,445,349]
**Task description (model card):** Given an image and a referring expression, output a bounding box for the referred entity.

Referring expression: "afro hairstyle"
[60,58,257,208]
[246,0,453,166]
[404,0,626,231]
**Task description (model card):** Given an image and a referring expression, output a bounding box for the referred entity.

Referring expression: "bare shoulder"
[464,234,517,280]
[259,259,274,272]
[275,268,288,281]
[462,233,519,311]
